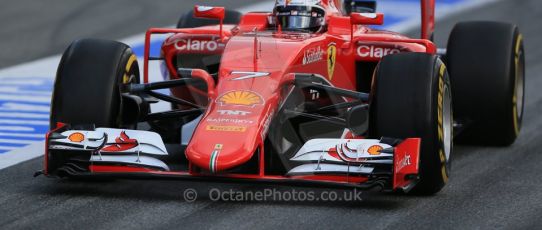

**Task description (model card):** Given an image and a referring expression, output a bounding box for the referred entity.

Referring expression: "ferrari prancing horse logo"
[327,43,337,80]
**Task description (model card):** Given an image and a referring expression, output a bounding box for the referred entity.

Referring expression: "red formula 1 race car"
[41,0,525,195]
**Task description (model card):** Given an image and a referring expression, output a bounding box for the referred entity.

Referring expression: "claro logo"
[357,45,404,58]
[174,38,222,52]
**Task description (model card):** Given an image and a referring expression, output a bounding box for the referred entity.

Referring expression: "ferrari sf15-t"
[41,0,525,195]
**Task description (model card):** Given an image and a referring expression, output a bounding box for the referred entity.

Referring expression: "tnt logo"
[217,110,251,116]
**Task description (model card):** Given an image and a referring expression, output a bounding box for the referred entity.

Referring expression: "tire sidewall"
[414,58,452,194]
[510,29,525,139]
[429,59,452,189]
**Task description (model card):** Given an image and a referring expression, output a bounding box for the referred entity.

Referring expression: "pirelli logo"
[206,125,247,132]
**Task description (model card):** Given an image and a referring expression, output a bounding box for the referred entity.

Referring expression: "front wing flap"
[287,138,421,191]
[46,125,170,174]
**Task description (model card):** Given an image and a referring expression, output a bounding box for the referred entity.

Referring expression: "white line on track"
[0,146,17,151]
[0,132,44,138]
[0,87,52,95]
[0,95,51,103]
[0,80,51,85]
[0,112,49,119]
[0,139,40,145]
[0,103,50,112]
[0,119,49,126]
[0,126,35,132]
[0,142,44,169]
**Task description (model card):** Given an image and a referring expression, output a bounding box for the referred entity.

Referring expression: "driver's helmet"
[274,0,326,32]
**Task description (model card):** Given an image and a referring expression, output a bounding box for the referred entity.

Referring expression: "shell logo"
[68,132,85,143]
[216,90,264,107]
[367,145,383,155]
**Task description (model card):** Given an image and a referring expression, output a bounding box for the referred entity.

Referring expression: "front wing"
[43,123,421,192]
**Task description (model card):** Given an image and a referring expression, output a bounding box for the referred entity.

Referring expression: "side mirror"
[193,5,226,40]
[347,0,377,14]
[193,5,225,21]
[345,104,369,136]
[350,13,384,25]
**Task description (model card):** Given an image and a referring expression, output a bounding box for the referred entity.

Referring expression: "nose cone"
[184,33,306,172]
[185,91,275,173]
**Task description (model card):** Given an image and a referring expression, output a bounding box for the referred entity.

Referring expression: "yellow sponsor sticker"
[206,125,247,132]
[216,90,264,107]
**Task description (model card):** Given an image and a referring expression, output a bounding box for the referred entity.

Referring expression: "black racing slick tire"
[50,39,140,129]
[370,53,453,195]
[446,21,525,146]
[177,9,242,28]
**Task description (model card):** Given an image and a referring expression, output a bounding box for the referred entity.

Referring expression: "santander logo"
[302,46,325,65]
[357,45,404,58]
[396,154,412,172]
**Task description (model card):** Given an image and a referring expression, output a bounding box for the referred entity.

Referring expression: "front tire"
[50,39,140,129]
[370,53,453,195]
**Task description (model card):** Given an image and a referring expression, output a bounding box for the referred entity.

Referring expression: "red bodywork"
[46,1,436,190]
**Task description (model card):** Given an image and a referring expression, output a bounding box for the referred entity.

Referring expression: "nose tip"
[208,144,223,173]
[186,141,258,173]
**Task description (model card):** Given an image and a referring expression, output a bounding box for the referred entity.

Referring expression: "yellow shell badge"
[217,90,264,107]
[327,43,337,80]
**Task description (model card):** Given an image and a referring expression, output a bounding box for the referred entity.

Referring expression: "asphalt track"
[1,0,542,229]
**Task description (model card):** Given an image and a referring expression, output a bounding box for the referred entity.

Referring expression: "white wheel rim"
[443,83,452,161]
[516,49,524,120]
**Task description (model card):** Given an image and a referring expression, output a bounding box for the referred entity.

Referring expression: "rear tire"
[177,9,242,28]
[370,53,453,195]
[50,39,140,129]
[446,21,525,146]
